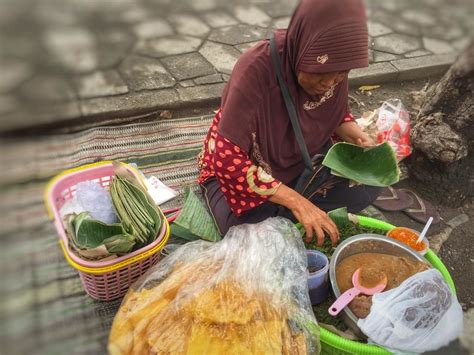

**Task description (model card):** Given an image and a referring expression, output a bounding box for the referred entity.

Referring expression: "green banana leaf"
[170,187,221,242]
[110,176,163,246]
[122,178,162,240]
[73,244,114,260]
[327,207,350,229]
[69,212,125,249]
[322,142,399,187]
[103,234,136,254]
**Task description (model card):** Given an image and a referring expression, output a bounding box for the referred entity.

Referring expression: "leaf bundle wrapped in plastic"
[322,142,400,187]
[109,217,320,354]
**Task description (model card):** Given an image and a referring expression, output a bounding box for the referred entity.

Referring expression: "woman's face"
[297,70,348,96]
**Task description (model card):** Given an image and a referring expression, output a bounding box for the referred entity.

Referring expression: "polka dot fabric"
[342,112,355,123]
[198,110,281,216]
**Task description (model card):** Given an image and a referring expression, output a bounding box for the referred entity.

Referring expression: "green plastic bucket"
[316,215,456,355]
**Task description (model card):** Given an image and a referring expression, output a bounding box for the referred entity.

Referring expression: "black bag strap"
[269,34,313,172]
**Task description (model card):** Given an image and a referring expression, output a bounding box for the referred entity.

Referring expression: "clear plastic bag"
[358,269,463,353]
[109,217,320,355]
[375,99,412,161]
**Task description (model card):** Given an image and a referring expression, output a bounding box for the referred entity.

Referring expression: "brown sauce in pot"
[336,252,430,293]
[335,252,430,319]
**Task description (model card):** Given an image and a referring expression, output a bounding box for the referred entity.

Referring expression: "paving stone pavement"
[0,0,472,132]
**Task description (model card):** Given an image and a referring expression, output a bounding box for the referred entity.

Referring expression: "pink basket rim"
[45,161,168,268]
[66,216,168,268]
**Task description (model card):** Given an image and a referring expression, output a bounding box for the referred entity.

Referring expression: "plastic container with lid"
[306,249,329,305]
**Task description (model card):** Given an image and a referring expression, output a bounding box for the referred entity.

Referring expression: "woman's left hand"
[335,121,374,148]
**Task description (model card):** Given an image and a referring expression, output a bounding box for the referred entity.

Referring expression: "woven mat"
[0,115,213,355]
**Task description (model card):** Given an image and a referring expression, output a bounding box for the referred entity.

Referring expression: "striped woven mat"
[0,115,213,355]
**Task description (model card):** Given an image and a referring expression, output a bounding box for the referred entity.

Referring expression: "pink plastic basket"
[44,161,170,301]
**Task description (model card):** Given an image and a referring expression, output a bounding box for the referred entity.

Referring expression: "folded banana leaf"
[170,187,221,242]
[103,234,136,254]
[327,207,350,229]
[322,142,399,187]
[110,176,163,247]
[67,212,136,258]
[68,212,126,249]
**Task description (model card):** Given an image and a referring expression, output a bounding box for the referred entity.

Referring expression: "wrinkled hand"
[290,196,340,247]
[269,184,340,246]
[335,121,375,148]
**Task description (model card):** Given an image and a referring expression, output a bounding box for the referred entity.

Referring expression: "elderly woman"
[198,0,380,244]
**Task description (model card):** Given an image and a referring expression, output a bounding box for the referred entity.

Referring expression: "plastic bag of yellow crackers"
[109,217,320,354]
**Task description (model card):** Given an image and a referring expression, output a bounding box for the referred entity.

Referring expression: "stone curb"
[0,54,457,134]
[348,53,457,87]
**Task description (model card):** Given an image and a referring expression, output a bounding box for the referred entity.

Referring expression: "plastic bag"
[375,99,412,161]
[358,269,463,353]
[75,180,117,224]
[109,217,320,355]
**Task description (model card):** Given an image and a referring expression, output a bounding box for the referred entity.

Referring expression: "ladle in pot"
[328,267,387,316]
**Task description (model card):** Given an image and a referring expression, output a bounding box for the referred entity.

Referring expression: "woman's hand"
[335,121,374,148]
[270,184,339,246]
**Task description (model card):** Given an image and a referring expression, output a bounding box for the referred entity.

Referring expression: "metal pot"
[329,233,429,337]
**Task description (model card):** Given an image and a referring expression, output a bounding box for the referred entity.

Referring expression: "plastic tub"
[306,250,329,305]
[318,215,456,355]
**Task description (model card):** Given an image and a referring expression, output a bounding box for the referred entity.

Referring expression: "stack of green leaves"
[67,176,163,260]
[322,142,400,187]
[109,176,163,249]
[67,212,136,259]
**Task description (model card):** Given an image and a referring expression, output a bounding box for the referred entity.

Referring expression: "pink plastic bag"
[375,99,412,161]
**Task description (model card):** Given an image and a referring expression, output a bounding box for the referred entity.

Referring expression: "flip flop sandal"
[400,189,441,225]
[372,186,414,211]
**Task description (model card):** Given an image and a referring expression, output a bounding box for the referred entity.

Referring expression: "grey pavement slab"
[161,52,215,80]
[169,14,210,37]
[373,33,421,55]
[74,70,129,99]
[0,0,473,132]
[193,74,223,85]
[135,35,202,57]
[119,55,176,91]
[208,24,268,45]
[199,41,241,74]
[202,11,239,28]
[177,82,226,104]
[133,19,174,39]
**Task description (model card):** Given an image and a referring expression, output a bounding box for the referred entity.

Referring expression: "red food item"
[388,228,426,252]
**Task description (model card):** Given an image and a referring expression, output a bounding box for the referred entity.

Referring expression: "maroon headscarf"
[218,0,368,183]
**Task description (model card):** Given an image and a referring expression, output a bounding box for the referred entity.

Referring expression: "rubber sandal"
[400,189,441,225]
[372,186,414,211]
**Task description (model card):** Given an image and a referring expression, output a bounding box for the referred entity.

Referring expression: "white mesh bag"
[358,268,463,353]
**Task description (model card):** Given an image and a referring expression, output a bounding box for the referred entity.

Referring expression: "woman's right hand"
[270,184,339,246]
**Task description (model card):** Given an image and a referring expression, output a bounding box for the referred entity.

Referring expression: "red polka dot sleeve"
[213,136,281,215]
[198,111,281,216]
[332,112,356,142]
[340,112,355,124]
